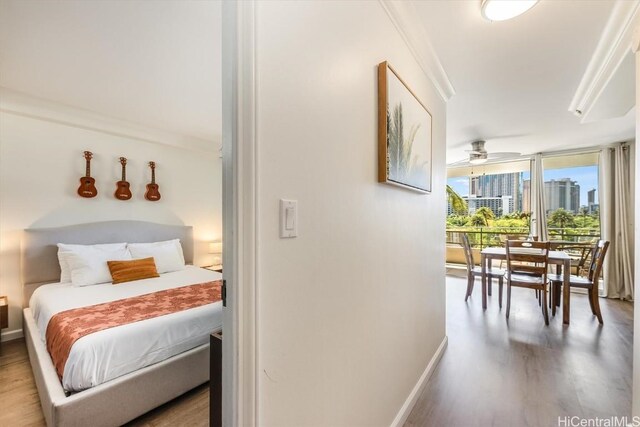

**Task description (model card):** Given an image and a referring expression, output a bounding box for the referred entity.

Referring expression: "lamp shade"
[209,241,222,254]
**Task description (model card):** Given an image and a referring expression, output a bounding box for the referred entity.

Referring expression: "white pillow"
[57,243,131,287]
[57,251,73,283]
[127,239,185,274]
[57,243,129,284]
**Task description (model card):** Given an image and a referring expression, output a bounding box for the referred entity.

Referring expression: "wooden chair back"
[461,233,475,273]
[505,240,550,281]
[587,240,610,283]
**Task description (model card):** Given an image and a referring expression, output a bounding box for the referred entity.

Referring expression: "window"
[542,153,600,242]
[446,160,531,249]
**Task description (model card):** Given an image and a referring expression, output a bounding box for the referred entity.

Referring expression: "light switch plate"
[280,199,297,238]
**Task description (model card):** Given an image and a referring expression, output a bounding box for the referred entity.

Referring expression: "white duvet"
[29,266,223,392]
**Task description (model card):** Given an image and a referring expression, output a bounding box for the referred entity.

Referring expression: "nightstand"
[0,296,7,330]
[203,265,223,273]
[210,331,222,427]
[0,296,7,350]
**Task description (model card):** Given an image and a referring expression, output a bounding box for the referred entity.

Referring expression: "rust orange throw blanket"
[46,281,222,379]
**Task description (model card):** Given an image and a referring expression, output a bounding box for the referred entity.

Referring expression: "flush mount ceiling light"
[481,0,539,22]
[469,156,488,165]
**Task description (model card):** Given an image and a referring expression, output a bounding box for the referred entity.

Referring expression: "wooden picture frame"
[378,61,433,193]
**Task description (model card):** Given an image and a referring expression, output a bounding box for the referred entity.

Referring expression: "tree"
[475,207,495,224]
[548,208,575,228]
[447,214,470,227]
[446,185,467,214]
[469,214,487,227]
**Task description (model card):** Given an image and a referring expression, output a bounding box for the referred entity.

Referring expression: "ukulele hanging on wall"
[77,151,98,198]
[114,157,132,200]
[144,161,161,201]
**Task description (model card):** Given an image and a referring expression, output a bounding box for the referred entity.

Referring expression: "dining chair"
[551,242,594,277]
[499,235,539,270]
[572,245,594,277]
[548,240,609,324]
[503,235,543,304]
[462,233,505,307]
[505,240,551,325]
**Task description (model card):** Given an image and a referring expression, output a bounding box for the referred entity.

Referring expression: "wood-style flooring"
[0,272,633,427]
[405,270,634,427]
[0,339,208,427]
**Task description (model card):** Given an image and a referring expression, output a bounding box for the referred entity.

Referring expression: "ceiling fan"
[448,140,521,167]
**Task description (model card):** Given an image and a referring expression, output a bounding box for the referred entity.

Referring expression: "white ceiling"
[0,0,221,145]
[0,1,634,160]
[411,0,636,164]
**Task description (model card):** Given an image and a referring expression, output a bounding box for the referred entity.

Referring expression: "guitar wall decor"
[114,157,132,200]
[77,151,98,198]
[144,161,161,201]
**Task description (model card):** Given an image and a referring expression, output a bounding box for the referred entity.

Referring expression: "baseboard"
[390,335,448,427]
[1,328,24,342]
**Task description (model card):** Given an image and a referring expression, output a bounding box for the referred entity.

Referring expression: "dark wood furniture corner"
[0,296,8,350]
[210,330,222,427]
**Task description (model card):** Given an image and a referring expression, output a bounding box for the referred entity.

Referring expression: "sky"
[448,165,598,207]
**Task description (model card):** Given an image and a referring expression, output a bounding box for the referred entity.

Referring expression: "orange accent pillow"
[107,257,160,284]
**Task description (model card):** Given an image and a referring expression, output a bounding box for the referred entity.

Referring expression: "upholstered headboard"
[22,220,193,304]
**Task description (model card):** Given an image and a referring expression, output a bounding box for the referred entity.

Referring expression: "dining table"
[480,247,573,325]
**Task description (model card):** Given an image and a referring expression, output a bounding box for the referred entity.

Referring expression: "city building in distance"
[545,178,580,213]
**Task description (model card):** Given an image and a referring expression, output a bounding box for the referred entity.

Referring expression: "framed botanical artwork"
[378,61,432,193]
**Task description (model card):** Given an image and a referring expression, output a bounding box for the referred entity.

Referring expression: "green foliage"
[446,215,471,227]
[574,214,599,229]
[548,208,575,228]
[503,211,531,221]
[446,185,467,214]
[474,207,495,223]
[492,217,529,228]
[469,214,487,227]
[447,202,600,250]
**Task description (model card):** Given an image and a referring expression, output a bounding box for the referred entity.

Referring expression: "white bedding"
[29,266,223,392]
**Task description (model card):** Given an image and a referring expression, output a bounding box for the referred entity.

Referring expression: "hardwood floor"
[0,338,44,426]
[1,272,633,427]
[0,339,209,427]
[405,271,634,427]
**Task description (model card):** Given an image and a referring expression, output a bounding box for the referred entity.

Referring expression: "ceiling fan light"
[469,157,488,165]
[481,0,538,22]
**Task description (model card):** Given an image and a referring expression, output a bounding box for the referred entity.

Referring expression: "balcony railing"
[446,227,600,250]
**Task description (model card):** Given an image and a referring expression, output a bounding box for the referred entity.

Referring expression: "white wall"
[0,105,222,340]
[254,1,446,425]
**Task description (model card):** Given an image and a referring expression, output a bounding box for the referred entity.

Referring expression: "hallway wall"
[251,1,447,425]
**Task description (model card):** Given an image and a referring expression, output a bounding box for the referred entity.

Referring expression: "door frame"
[632,30,639,418]
[222,0,258,425]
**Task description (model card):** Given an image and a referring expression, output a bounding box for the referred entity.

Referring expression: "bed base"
[23,308,210,427]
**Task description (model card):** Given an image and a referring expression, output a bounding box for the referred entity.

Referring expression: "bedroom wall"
[253,1,446,425]
[0,100,222,340]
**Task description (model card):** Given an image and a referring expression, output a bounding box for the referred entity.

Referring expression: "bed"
[22,220,222,427]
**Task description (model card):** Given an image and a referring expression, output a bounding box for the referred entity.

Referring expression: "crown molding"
[0,87,218,153]
[378,0,456,102]
[568,0,640,121]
